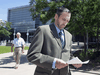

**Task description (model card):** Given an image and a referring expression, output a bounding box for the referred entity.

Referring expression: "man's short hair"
[16,32,21,36]
[56,7,71,17]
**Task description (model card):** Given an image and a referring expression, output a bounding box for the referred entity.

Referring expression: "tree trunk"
[97,24,99,51]
[84,33,87,57]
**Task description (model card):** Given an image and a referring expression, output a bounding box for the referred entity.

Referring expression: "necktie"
[59,31,64,48]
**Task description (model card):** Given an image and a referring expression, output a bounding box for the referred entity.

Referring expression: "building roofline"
[8,5,33,10]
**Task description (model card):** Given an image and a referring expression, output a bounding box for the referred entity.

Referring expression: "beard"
[56,19,61,29]
[56,18,65,30]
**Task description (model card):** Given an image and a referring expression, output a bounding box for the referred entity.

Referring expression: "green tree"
[68,0,100,54]
[30,0,70,24]
[29,0,100,55]
[0,21,12,37]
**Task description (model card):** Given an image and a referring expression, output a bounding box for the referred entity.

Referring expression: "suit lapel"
[49,23,62,48]
[63,29,68,49]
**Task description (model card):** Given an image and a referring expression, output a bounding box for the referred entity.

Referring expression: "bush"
[73,49,100,61]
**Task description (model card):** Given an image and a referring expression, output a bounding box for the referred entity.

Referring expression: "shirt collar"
[54,23,64,34]
[16,37,21,40]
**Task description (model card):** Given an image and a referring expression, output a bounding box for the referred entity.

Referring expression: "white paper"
[66,57,89,64]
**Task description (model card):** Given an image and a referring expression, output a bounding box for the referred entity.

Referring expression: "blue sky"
[0,0,30,21]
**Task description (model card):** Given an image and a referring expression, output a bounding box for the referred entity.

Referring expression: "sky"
[0,0,30,21]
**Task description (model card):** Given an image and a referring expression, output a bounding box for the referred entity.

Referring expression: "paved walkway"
[0,50,36,75]
[0,50,100,75]
[0,42,100,75]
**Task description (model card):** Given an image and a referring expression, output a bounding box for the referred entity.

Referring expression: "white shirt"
[13,37,25,47]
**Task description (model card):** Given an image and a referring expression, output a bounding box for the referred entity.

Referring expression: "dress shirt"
[13,37,25,47]
[52,23,65,69]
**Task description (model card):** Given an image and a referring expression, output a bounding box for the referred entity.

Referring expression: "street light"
[26,30,29,43]
[13,28,16,40]
[26,28,36,45]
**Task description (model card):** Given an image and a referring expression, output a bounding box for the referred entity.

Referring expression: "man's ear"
[54,14,58,20]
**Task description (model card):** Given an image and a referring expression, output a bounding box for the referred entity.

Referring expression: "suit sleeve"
[27,27,54,70]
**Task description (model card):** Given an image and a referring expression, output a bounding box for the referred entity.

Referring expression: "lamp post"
[87,30,88,50]
[13,28,16,40]
[26,29,29,44]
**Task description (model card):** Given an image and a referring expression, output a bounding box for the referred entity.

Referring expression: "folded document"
[66,57,89,64]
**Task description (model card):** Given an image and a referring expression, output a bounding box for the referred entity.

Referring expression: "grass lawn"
[0,46,29,54]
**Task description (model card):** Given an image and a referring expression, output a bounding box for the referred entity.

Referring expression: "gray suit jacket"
[27,23,73,75]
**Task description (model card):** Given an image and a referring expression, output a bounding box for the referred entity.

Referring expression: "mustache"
[61,24,66,26]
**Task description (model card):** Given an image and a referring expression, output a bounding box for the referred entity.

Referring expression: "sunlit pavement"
[0,50,36,75]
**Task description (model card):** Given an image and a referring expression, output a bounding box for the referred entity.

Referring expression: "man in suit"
[27,7,82,75]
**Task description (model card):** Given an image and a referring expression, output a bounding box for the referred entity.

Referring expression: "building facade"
[8,5,52,42]
[8,5,40,42]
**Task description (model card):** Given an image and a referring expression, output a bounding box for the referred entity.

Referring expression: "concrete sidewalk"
[0,50,100,75]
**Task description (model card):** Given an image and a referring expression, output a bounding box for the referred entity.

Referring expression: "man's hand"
[72,64,82,68]
[55,59,68,69]
[22,50,24,53]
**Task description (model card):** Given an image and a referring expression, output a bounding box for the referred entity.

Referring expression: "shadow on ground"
[0,54,29,65]
[79,64,100,71]
[71,69,100,75]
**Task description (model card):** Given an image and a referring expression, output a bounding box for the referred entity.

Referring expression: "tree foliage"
[0,21,12,37]
[30,0,100,55]
[30,0,100,35]
[69,0,100,36]
[30,0,70,24]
